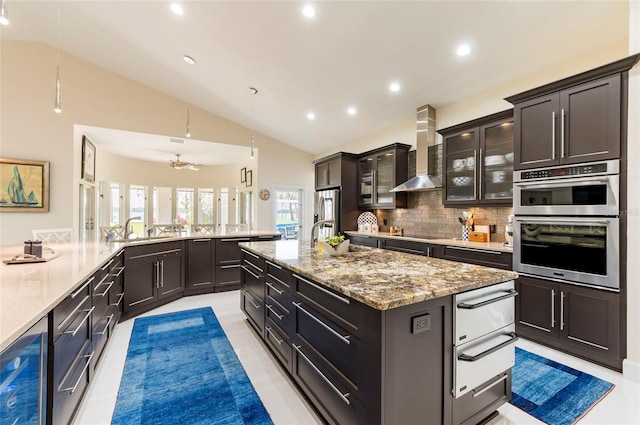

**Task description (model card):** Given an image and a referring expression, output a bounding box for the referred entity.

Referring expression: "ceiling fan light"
[186,107,191,138]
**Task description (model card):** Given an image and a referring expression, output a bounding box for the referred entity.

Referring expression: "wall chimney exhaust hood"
[390,104,441,192]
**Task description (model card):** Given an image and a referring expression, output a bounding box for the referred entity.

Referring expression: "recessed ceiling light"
[457,44,471,56]
[183,55,196,65]
[389,82,401,92]
[170,3,183,16]
[302,5,316,18]
[307,112,316,120]
[347,107,357,116]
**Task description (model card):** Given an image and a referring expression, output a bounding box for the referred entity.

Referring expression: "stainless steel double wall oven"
[513,159,620,291]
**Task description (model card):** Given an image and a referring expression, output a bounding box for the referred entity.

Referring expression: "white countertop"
[0,230,279,352]
[344,231,513,253]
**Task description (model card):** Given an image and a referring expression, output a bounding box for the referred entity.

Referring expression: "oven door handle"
[457,289,518,309]
[515,217,610,226]
[457,332,519,362]
[515,177,611,188]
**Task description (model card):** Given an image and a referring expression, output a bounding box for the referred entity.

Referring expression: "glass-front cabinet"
[439,110,514,206]
[358,143,410,209]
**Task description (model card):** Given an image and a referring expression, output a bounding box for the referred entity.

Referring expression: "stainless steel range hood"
[390,104,442,192]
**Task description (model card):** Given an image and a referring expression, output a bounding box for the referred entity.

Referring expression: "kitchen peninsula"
[238,240,518,425]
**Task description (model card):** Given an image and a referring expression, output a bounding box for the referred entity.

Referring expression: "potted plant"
[324,234,350,256]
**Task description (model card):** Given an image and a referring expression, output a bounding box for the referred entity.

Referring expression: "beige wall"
[0,40,315,245]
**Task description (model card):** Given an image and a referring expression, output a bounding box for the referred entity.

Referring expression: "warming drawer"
[454,280,516,345]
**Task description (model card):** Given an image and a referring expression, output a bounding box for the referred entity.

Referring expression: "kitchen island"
[238,240,518,425]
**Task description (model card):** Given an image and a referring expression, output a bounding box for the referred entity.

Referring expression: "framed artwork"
[82,135,96,183]
[0,158,50,212]
[240,167,246,183]
[246,170,253,187]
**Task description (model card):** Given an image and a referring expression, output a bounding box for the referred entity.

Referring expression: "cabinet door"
[315,162,329,190]
[443,129,479,204]
[480,118,514,203]
[358,157,374,207]
[375,151,396,206]
[187,239,215,290]
[216,238,250,265]
[560,284,620,362]
[514,93,559,170]
[158,252,183,298]
[515,276,559,339]
[327,158,341,187]
[123,257,157,313]
[560,75,621,164]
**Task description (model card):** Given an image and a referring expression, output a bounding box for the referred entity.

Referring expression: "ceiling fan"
[169,154,202,171]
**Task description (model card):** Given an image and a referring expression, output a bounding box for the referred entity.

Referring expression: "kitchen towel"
[510,347,614,425]
[111,307,272,425]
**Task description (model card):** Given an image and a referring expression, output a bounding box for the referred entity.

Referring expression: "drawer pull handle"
[265,304,284,320]
[60,351,95,394]
[192,238,212,242]
[57,295,90,331]
[221,238,251,242]
[64,306,95,337]
[457,289,518,310]
[292,302,350,345]
[386,246,423,255]
[95,314,114,336]
[241,265,262,280]
[293,345,350,405]
[100,258,115,271]
[265,281,284,295]
[220,264,241,269]
[265,326,284,345]
[457,332,519,362]
[472,374,508,398]
[244,259,264,273]
[267,273,289,288]
[241,249,260,259]
[292,274,350,304]
[446,246,502,255]
[70,277,94,299]
[243,292,261,310]
[111,293,125,308]
[266,260,282,270]
[114,266,125,277]
[95,281,114,298]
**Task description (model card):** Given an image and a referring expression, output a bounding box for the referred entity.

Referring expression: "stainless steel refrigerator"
[314,189,339,241]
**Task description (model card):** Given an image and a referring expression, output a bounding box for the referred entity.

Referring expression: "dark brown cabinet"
[215,237,251,291]
[439,245,512,270]
[348,234,380,248]
[313,152,359,191]
[439,110,514,206]
[515,275,622,370]
[186,238,216,294]
[123,241,184,318]
[358,144,410,209]
[380,238,436,257]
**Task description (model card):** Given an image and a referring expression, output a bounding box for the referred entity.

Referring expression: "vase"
[324,240,350,256]
[461,225,469,242]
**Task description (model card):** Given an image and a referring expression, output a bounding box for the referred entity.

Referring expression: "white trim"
[623,358,640,383]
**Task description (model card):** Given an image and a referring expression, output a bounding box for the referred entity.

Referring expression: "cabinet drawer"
[216,238,251,265]
[265,274,291,312]
[265,259,292,289]
[443,246,512,270]
[216,264,242,288]
[125,241,182,260]
[53,344,93,425]
[293,301,366,398]
[242,260,264,300]
[293,343,366,425]
[241,248,264,272]
[92,311,114,368]
[348,235,379,248]
[52,276,93,341]
[453,371,511,425]
[92,273,113,323]
[294,274,366,340]
[381,238,429,256]
[265,318,292,372]
[454,281,516,344]
[241,288,264,336]
[53,298,93,373]
[265,295,292,336]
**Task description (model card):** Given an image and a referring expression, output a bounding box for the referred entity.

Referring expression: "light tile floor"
[75,291,640,425]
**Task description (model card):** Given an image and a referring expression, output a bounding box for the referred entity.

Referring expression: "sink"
[107,235,173,243]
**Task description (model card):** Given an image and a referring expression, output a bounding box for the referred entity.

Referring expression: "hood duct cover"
[391,104,442,192]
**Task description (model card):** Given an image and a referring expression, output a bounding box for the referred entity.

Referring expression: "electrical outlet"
[490,224,497,233]
[383,219,388,225]
[411,314,431,334]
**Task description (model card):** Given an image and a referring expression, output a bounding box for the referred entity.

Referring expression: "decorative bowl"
[485,155,506,166]
[324,239,350,256]
[452,158,466,171]
[452,176,473,187]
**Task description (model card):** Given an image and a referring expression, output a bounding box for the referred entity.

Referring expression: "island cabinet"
[438,110,514,206]
[123,241,184,319]
[505,54,640,171]
[438,245,512,270]
[216,235,280,292]
[358,143,410,209]
[515,275,622,370]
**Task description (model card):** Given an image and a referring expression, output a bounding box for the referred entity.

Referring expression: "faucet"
[124,216,141,239]
[310,219,335,248]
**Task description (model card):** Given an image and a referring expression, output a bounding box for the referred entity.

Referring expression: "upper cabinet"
[438,110,514,206]
[313,152,359,190]
[506,54,640,170]
[358,143,410,209]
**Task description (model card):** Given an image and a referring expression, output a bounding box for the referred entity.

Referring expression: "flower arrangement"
[324,234,346,248]
[323,234,350,256]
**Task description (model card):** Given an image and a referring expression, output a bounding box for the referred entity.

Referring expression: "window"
[198,188,215,225]
[129,185,146,237]
[153,187,173,224]
[176,188,194,228]
[109,182,123,226]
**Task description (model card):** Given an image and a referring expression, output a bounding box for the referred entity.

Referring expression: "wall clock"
[259,189,270,201]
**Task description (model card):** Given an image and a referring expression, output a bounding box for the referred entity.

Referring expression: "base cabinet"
[515,275,622,370]
[186,238,216,294]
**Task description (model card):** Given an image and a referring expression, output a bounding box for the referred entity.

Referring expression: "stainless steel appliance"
[313,189,339,241]
[0,316,48,425]
[513,159,620,291]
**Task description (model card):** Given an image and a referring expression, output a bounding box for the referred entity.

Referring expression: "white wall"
[0,40,315,245]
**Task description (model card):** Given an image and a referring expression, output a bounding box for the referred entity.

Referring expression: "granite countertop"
[239,240,518,311]
[344,230,513,253]
[0,230,279,352]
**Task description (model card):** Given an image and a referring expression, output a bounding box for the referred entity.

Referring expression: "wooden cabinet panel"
[380,238,432,256]
[441,246,512,270]
[514,93,558,169]
[241,288,264,336]
[357,144,410,209]
[123,258,157,313]
[158,252,183,298]
[187,238,215,291]
[348,235,380,248]
[216,237,251,265]
[516,276,557,338]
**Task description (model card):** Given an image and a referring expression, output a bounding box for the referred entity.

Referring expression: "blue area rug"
[111,307,273,425]
[510,347,614,425]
